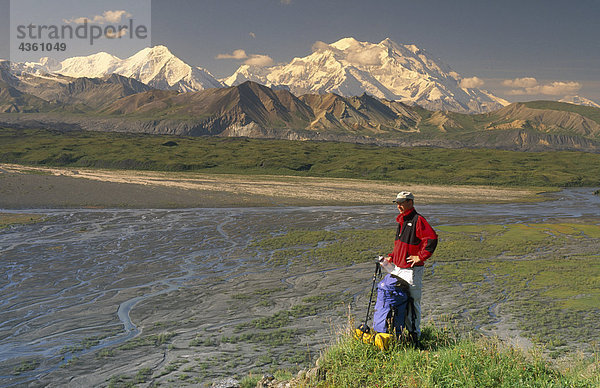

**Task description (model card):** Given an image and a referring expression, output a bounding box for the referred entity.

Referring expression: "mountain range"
[1,40,600,152]
[3,38,514,113]
[1,74,600,152]
[8,46,224,93]
[5,38,599,113]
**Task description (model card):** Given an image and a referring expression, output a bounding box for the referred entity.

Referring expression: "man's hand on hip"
[407,255,421,267]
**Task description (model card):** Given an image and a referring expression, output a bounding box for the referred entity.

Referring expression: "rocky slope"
[1,81,599,152]
[485,103,600,137]
[0,81,52,113]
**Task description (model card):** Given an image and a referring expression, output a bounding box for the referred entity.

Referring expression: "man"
[384,191,438,339]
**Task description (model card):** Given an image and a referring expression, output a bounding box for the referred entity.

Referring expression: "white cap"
[393,191,414,203]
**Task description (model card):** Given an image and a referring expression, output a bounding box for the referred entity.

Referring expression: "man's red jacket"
[390,208,438,269]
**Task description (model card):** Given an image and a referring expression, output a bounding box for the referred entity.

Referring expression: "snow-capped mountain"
[12,46,223,92]
[8,39,509,113]
[559,95,600,108]
[224,37,509,113]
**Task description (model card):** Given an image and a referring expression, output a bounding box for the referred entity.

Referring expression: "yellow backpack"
[353,326,393,351]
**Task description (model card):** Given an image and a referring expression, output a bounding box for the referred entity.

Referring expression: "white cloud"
[244,54,274,67]
[217,48,273,67]
[505,79,581,96]
[64,16,88,24]
[312,40,381,66]
[537,81,582,95]
[506,89,528,96]
[216,49,248,60]
[64,10,132,24]
[459,76,484,89]
[311,40,333,52]
[449,71,460,79]
[100,10,132,23]
[347,47,382,66]
[105,27,129,39]
[502,77,538,88]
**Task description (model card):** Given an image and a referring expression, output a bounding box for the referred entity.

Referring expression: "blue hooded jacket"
[373,274,409,333]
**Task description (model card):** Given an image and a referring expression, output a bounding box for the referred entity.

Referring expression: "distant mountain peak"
[144,45,172,54]
[225,37,507,113]
[14,46,223,93]
[330,37,362,50]
[559,95,600,108]
[127,45,176,63]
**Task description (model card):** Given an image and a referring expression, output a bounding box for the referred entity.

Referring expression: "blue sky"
[2,0,599,102]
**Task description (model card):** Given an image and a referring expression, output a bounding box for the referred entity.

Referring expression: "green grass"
[221,328,314,347]
[2,127,600,187]
[0,213,45,229]
[523,101,600,125]
[253,223,600,268]
[238,221,600,386]
[96,348,114,358]
[116,332,176,351]
[251,223,600,354]
[12,360,39,375]
[253,228,392,266]
[106,367,153,388]
[231,286,287,301]
[234,292,346,331]
[312,325,600,387]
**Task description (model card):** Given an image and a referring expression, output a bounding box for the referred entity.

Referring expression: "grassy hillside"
[240,222,600,387]
[293,326,599,387]
[2,127,600,187]
[523,101,600,125]
[253,223,600,354]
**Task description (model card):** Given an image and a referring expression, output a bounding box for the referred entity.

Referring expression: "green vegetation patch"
[253,223,600,267]
[12,360,39,375]
[435,223,600,262]
[107,367,153,388]
[235,292,347,331]
[316,325,599,388]
[254,228,392,266]
[117,332,176,351]
[523,101,600,125]
[430,224,600,352]
[221,328,314,347]
[253,222,600,352]
[0,212,45,229]
[2,127,600,187]
[60,336,101,354]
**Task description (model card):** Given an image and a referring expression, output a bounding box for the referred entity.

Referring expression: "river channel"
[1,188,598,386]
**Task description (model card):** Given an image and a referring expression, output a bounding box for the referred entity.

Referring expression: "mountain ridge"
[2,80,600,152]
[5,40,598,115]
[6,39,511,113]
[8,46,223,93]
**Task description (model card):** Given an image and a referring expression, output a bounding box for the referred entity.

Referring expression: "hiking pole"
[359,260,381,336]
